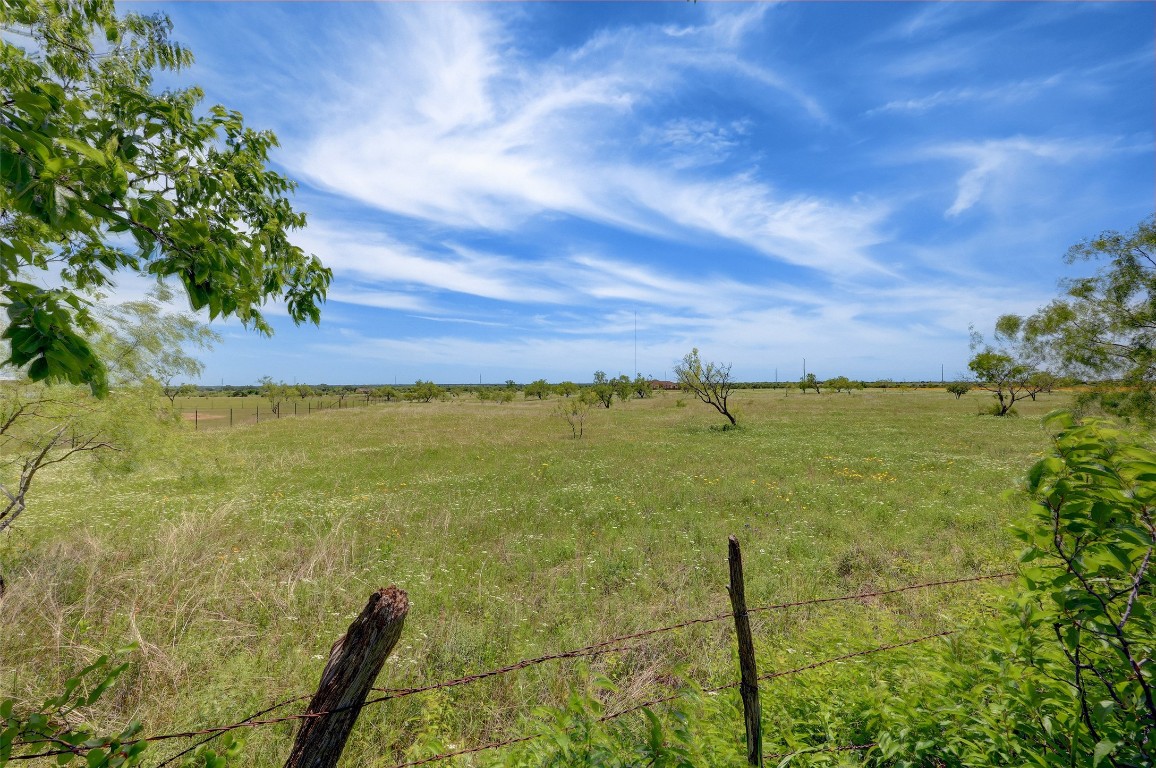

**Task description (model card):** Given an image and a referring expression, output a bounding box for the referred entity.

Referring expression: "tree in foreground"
[1010,215,1156,422]
[875,414,1154,765]
[612,374,633,403]
[631,374,652,399]
[0,294,202,594]
[372,385,399,402]
[674,348,736,426]
[1,0,331,397]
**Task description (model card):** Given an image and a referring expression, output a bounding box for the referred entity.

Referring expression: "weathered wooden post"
[728,535,763,767]
[284,586,409,768]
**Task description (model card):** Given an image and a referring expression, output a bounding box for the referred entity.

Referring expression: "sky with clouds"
[133,1,1153,386]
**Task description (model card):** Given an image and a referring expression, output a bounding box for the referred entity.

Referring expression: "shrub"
[874,413,1154,766]
[946,382,970,398]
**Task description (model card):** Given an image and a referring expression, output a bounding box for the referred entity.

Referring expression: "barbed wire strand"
[370,571,1011,700]
[0,644,641,763]
[151,693,313,768]
[5,571,1003,762]
[5,630,949,764]
[386,630,952,768]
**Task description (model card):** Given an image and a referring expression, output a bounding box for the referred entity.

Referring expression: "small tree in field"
[590,371,615,408]
[556,381,579,398]
[799,372,820,394]
[372,386,399,402]
[968,350,1033,416]
[524,379,551,400]
[258,376,292,416]
[674,348,736,426]
[631,374,652,399]
[556,397,591,438]
[968,322,1043,416]
[946,382,971,399]
[826,376,861,394]
[407,380,445,403]
[613,374,633,403]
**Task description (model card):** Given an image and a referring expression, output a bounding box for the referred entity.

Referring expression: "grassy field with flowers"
[0,387,1068,765]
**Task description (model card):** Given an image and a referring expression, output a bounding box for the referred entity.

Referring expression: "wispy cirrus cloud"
[866,75,1065,116]
[914,136,1137,218]
[288,4,884,276]
[146,0,1152,385]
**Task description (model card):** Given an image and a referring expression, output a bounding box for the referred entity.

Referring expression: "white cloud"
[287,4,877,274]
[866,75,1065,116]
[301,272,1038,382]
[294,227,567,305]
[626,174,891,274]
[923,137,1121,217]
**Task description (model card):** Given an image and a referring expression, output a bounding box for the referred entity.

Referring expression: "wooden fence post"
[728,535,763,767]
[284,586,409,768]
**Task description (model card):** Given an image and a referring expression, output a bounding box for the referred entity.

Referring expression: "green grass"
[1,388,1065,765]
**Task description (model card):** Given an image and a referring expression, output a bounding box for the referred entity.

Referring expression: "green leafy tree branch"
[1,0,331,396]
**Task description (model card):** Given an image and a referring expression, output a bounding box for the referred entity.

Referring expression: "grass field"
[0,388,1069,765]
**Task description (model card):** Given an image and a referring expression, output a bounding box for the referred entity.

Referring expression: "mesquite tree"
[674,348,736,426]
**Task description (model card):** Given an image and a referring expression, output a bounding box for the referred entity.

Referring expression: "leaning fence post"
[728,535,763,767]
[285,586,409,768]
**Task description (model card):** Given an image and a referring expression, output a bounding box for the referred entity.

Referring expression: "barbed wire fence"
[5,540,1015,768]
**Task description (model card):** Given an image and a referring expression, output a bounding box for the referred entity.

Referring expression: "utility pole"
[634,311,638,376]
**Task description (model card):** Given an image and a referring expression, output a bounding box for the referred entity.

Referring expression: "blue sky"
[133,1,1153,386]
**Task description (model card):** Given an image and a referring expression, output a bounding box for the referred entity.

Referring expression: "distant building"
[649,379,679,391]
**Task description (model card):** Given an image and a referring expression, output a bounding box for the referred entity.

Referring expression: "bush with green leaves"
[590,371,616,409]
[945,382,970,399]
[873,413,1154,767]
[406,380,446,403]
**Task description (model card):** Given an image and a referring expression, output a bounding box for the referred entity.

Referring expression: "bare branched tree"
[674,348,737,426]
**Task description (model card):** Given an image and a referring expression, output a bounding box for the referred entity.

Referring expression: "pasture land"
[1,388,1067,764]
